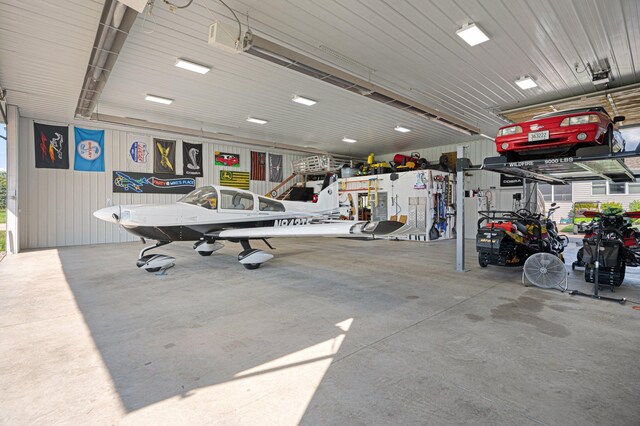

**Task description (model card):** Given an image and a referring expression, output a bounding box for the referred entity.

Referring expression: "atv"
[476,206,567,268]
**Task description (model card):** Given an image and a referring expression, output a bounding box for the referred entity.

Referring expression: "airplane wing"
[214,220,405,239]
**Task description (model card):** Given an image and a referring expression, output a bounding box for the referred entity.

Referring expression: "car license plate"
[528,130,549,142]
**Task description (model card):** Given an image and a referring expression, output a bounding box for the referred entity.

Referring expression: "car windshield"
[178,186,218,209]
[533,107,609,119]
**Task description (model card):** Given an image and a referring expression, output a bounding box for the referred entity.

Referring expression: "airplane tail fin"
[315,173,339,214]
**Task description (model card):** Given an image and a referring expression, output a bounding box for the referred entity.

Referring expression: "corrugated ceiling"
[1,0,639,155]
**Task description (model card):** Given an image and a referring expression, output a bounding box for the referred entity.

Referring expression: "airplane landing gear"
[193,240,224,256]
[238,240,273,270]
[136,241,175,273]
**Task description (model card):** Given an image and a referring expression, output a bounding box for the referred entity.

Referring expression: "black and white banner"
[182,142,203,177]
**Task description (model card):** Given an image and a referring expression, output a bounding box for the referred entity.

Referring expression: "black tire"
[146,267,161,273]
[243,263,261,270]
[571,262,576,271]
[478,256,488,268]
[198,251,213,257]
[419,158,428,169]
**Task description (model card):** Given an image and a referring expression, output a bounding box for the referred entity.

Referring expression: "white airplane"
[93,175,404,271]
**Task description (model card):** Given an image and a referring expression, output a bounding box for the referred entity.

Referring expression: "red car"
[215,153,239,166]
[495,107,625,161]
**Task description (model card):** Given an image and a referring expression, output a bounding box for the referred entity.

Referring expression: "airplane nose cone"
[93,206,121,223]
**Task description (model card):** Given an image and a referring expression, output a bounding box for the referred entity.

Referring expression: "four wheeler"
[476,204,568,268]
[572,210,640,288]
[392,152,428,171]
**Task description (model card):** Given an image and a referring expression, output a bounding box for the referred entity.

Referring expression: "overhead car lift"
[455,144,640,272]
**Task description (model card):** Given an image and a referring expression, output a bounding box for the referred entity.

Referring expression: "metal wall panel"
[18,117,305,249]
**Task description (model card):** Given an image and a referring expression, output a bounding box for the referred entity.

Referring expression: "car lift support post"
[456,145,467,272]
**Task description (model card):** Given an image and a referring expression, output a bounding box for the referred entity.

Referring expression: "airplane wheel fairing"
[243,263,261,270]
[238,248,273,267]
[136,254,175,272]
[198,251,213,256]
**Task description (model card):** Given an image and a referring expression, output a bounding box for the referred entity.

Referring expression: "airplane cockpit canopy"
[178,186,218,209]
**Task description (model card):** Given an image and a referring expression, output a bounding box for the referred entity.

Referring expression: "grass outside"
[0,209,5,224]
[560,224,575,232]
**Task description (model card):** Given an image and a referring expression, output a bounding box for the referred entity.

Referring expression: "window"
[538,184,552,202]
[591,182,633,195]
[220,190,254,210]
[629,183,640,195]
[540,183,571,202]
[591,182,606,195]
[553,184,572,201]
[258,197,285,212]
[178,186,218,209]
[609,183,626,195]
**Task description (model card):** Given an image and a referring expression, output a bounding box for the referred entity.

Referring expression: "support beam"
[5,105,19,254]
[456,145,466,272]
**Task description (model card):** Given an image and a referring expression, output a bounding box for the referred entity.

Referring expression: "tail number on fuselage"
[274,218,310,226]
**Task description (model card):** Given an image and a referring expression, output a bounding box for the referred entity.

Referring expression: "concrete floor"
[1,238,639,425]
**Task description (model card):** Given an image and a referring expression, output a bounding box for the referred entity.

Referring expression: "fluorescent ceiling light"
[175,58,211,74]
[247,117,268,124]
[394,125,411,133]
[292,95,317,106]
[515,76,537,90]
[456,23,489,46]
[480,133,495,141]
[145,94,173,105]
[342,137,357,143]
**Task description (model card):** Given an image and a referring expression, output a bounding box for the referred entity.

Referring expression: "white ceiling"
[2,0,639,156]
[0,0,103,121]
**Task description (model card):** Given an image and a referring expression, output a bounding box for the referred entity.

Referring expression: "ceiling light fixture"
[342,137,357,143]
[394,125,411,133]
[456,23,490,46]
[515,76,538,90]
[292,95,317,106]
[145,94,173,105]
[247,117,268,124]
[480,133,495,141]
[175,58,211,74]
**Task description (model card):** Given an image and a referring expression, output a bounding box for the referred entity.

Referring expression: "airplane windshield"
[178,186,218,209]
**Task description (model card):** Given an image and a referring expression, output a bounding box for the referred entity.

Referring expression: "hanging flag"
[74,127,105,172]
[183,142,203,177]
[34,122,69,169]
[154,138,176,174]
[220,170,250,190]
[269,153,283,182]
[127,134,151,172]
[251,151,266,181]
[214,151,240,167]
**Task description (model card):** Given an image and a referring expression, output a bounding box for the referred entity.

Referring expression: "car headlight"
[559,114,599,126]
[497,125,522,137]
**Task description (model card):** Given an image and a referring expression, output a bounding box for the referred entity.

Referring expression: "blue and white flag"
[74,127,105,172]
